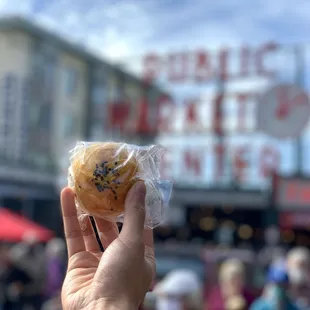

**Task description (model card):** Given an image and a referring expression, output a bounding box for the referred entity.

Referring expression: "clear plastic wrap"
[68,141,173,229]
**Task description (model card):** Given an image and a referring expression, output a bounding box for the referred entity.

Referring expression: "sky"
[0,0,310,183]
[0,0,308,62]
[0,0,308,98]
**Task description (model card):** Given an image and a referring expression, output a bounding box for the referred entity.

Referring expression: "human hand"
[61,182,155,310]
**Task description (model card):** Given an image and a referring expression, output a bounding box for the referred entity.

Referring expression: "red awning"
[0,208,54,242]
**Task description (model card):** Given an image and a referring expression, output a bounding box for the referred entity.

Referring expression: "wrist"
[85,298,136,310]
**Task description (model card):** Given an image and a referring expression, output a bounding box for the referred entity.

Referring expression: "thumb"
[120,181,146,245]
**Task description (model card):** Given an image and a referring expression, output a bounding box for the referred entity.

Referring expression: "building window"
[92,85,105,105]
[63,114,74,137]
[20,77,29,131]
[90,121,104,140]
[38,105,51,130]
[44,61,55,102]
[29,105,40,128]
[65,67,78,96]
[94,67,106,82]
[2,73,17,136]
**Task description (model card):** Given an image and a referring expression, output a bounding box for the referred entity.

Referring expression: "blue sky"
[0,0,309,61]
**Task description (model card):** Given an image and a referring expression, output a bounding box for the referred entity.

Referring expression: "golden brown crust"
[71,142,138,218]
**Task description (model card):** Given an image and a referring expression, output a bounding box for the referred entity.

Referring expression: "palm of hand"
[60,184,155,310]
[62,249,102,309]
[62,239,153,310]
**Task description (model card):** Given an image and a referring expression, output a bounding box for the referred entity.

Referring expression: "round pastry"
[70,142,139,218]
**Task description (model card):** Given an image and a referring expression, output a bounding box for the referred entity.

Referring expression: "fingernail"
[79,214,88,231]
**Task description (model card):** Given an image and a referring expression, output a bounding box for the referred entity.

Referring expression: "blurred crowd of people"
[144,246,310,310]
[0,234,66,310]
[1,233,310,310]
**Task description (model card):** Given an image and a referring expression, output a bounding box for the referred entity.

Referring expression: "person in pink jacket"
[206,258,256,310]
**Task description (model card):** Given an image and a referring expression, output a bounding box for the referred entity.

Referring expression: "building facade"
[0,17,162,234]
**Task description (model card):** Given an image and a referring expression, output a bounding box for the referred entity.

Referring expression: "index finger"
[61,187,85,257]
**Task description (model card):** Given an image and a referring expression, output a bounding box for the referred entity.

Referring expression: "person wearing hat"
[250,260,300,310]
[152,269,203,310]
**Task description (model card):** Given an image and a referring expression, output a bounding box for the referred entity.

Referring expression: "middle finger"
[79,215,101,252]
[94,217,119,249]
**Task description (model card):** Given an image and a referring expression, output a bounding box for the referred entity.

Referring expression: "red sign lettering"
[142,42,278,84]
[218,48,229,80]
[213,92,225,134]
[236,93,249,131]
[239,46,251,77]
[168,52,188,82]
[184,98,201,131]
[260,147,279,178]
[300,184,310,203]
[214,144,225,180]
[107,101,130,132]
[157,95,176,132]
[286,183,298,201]
[194,50,212,82]
[184,150,202,177]
[233,146,249,182]
[143,53,161,83]
[135,97,153,134]
[279,180,310,208]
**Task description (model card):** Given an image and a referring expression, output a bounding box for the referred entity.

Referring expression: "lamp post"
[294,44,305,176]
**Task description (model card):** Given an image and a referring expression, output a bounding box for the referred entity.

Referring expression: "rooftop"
[0,15,163,92]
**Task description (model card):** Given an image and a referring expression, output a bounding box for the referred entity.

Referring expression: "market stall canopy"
[0,207,54,242]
